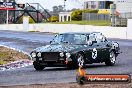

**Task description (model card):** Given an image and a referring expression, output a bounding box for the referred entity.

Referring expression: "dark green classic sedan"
[30,32,120,70]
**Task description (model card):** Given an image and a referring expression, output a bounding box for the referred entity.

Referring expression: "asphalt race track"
[0,30,132,86]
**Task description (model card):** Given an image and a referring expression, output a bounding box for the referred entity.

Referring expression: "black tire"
[33,61,45,71]
[76,75,86,85]
[77,53,85,68]
[105,51,116,66]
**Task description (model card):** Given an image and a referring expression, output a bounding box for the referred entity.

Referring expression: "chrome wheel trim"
[110,52,116,63]
[77,55,84,67]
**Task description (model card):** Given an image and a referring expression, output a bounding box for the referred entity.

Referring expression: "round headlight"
[66,53,71,58]
[37,52,41,57]
[31,52,36,58]
[60,52,64,57]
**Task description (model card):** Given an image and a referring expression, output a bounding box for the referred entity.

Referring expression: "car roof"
[60,32,101,35]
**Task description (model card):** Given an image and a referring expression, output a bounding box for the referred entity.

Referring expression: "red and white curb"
[0,45,33,71]
[0,60,33,71]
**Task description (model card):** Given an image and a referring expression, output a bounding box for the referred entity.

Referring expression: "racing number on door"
[92,48,97,59]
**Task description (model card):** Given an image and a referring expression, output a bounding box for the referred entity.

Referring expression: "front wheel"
[77,53,85,68]
[105,51,116,66]
[33,61,45,71]
[76,75,86,85]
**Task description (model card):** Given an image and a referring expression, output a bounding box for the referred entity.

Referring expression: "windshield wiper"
[51,42,61,45]
[62,41,69,43]
[62,41,72,44]
[51,41,72,45]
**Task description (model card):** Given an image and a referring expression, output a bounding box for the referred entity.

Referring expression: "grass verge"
[50,20,111,26]
[0,46,29,65]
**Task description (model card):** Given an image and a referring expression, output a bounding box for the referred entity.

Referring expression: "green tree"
[71,10,83,21]
[49,16,59,22]
[82,9,98,13]
[71,9,98,21]
[53,6,59,14]
[18,16,35,24]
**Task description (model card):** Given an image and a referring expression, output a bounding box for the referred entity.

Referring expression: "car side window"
[96,34,103,43]
[96,33,107,43]
[88,33,107,44]
[102,35,107,42]
[88,34,97,42]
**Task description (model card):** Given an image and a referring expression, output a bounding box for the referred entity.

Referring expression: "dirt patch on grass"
[0,46,29,65]
[0,82,132,88]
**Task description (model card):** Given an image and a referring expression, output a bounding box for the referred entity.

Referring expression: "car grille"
[42,52,59,61]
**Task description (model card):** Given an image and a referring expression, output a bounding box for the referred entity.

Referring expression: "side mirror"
[87,41,93,46]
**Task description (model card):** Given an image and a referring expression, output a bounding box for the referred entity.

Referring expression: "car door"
[96,34,110,60]
[84,34,102,62]
[91,38,102,62]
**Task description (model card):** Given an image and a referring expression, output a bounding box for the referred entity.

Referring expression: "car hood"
[34,44,87,52]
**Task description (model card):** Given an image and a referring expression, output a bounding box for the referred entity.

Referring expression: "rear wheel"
[33,61,45,71]
[105,51,116,66]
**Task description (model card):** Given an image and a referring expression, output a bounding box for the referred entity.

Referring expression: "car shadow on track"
[40,64,111,72]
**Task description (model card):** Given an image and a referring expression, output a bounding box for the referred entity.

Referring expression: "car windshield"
[51,34,87,45]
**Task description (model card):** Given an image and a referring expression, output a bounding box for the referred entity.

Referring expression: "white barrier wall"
[0,19,132,40]
[127,19,132,39]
